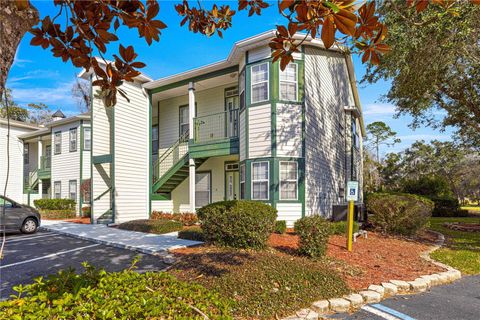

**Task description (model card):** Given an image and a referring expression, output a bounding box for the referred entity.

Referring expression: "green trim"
[79,120,83,215]
[148,91,153,217]
[152,155,188,193]
[151,193,170,201]
[92,154,112,164]
[111,99,115,224]
[89,74,94,224]
[150,66,239,94]
[189,138,239,159]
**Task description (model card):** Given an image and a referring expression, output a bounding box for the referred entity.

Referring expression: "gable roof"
[52,109,66,118]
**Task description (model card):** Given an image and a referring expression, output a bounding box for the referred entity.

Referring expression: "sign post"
[346,181,359,252]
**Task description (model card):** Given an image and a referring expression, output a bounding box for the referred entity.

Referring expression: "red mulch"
[268,231,445,290]
[44,217,91,224]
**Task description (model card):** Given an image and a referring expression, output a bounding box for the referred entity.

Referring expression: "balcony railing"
[193,109,239,144]
[153,130,189,183]
[40,155,51,170]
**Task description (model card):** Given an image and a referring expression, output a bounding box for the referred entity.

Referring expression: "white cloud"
[12,49,32,68]
[396,134,452,142]
[363,103,396,115]
[8,69,61,83]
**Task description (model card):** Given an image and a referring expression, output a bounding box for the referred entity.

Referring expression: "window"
[69,180,77,200]
[84,127,91,150]
[239,69,246,110]
[0,198,13,208]
[279,63,298,101]
[69,128,77,152]
[280,161,298,200]
[240,164,246,199]
[54,132,62,154]
[179,105,189,137]
[195,172,211,208]
[54,181,61,199]
[24,143,29,165]
[352,119,360,149]
[250,62,269,103]
[152,125,159,155]
[251,161,269,200]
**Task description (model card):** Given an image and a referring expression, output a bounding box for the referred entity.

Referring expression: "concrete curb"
[282,230,462,320]
[40,226,179,264]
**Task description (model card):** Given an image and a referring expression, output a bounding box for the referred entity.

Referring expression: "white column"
[37,138,43,196]
[188,82,196,212]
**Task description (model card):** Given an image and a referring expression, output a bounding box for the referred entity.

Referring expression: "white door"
[225,95,239,138]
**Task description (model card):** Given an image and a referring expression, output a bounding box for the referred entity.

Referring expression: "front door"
[225,163,240,201]
[225,89,239,138]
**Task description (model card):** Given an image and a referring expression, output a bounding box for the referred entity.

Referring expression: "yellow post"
[347,200,354,251]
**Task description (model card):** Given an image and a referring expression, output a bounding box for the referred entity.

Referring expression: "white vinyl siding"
[280,161,298,200]
[195,172,211,208]
[276,203,302,227]
[248,104,271,158]
[151,200,174,213]
[251,161,269,200]
[69,180,77,200]
[304,46,357,218]
[247,46,271,63]
[251,62,269,103]
[54,131,62,154]
[279,63,298,101]
[69,128,77,152]
[83,127,91,150]
[276,103,302,157]
[54,181,61,199]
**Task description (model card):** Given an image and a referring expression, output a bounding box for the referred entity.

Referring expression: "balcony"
[190,109,239,158]
[38,155,51,179]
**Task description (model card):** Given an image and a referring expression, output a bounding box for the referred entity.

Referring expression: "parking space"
[0,231,168,299]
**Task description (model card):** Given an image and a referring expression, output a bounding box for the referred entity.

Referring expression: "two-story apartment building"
[18,111,91,213]
[84,30,364,226]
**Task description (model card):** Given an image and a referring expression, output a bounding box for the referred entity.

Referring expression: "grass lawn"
[429,217,480,274]
[462,206,480,214]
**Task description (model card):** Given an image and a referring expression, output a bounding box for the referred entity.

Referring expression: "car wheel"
[21,218,38,234]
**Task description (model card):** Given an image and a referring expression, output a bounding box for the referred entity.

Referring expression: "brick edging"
[282,231,462,320]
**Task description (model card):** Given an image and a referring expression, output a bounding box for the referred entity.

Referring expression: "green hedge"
[0,263,232,319]
[367,192,434,236]
[330,221,360,235]
[274,220,287,234]
[39,210,76,220]
[294,215,332,258]
[178,227,205,242]
[431,197,469,217]
[34,199,75,210]
[118,219,183,234]
[197,200,277,249]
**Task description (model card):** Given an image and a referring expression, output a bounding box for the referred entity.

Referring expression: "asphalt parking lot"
[0,230,168,299]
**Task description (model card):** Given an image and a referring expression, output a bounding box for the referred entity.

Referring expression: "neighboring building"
[83,30,364,226]
[18,111,91,213]
[0,118,39,203]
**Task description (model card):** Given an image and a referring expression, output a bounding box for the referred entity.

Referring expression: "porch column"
[188,82,196,212]
[37,138,43,196]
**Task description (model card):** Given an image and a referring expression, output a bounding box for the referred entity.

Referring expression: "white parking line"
[0,244,100,269]
[362,305,400,320]
[6,233,57,243]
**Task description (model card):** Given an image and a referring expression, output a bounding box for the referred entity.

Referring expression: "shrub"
[118,219,183,234]
[197,200,277,249]
[402,175,452,198]
[274,220,287,234]
[294,215,332,258]
[38,210,76,220]
[34,198,75,210]
[81,206,91,218]
[178,227,205,241]
[151,211,198,226]
[367,192,434,236]
[430,197,468,217]
[0,262,232,319]
[330,221,360,235]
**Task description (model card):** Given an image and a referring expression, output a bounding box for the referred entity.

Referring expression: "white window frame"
[195,172,211,208]
[240,164,246,199]
[54,131,62,154]
[179,105,189,138]
[54,181,61,199]
[24,143,29,165]
[279,161,298,200]
[69,128,77,152]
[250,62,269,104]
[279,63,298,101]
[84,127,91,151]
[251,161,269,200]
[69,180,77,201]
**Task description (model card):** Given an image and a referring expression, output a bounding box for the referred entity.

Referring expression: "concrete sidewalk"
[41,220,203,256]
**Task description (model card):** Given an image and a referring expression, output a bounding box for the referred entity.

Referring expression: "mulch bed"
[268,231,445,290]
[44,217,91,224]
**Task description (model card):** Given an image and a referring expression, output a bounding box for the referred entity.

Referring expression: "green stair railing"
[153,130,189,184]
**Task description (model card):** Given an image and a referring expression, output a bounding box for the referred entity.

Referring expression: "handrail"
[157,130,189,165]
[29,169,38,188]
[153,130,189,183]
[193,109,239,144]
[94,187,111,201]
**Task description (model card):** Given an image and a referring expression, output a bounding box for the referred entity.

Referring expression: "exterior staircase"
[24,169,39,193]
[152,131,206,196]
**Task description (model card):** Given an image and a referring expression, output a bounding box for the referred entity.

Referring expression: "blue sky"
[7,1,453,156]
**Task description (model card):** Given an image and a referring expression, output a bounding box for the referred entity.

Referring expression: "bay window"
[251,62,269,103]
[251,161,269,200]
[280,161,298,200]
[279,63,298,101]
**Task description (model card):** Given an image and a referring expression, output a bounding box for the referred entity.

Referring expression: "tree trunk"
[0,2,39,97]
